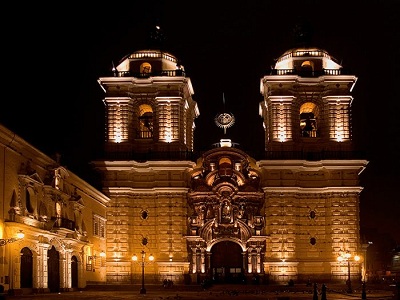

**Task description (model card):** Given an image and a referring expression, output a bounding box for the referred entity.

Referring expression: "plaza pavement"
[3,283,397,300]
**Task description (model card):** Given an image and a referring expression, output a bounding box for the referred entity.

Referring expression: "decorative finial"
[214,93,235,134]
[147,24,166,49]
[293,18,313,47]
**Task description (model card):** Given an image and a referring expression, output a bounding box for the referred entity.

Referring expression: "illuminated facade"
[98,50,199,154]
[259,48,355,149]
[94,45,368,285]
[0,41,368,295]
[0,125,109,295]
[258,48,365,282]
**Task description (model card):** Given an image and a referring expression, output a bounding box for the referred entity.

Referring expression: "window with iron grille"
[93,214,106,238]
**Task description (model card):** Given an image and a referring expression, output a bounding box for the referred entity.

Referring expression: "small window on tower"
[140,62,152,76]
[300,102,319,138]
[138,104,153,139]
[300,60,314,76]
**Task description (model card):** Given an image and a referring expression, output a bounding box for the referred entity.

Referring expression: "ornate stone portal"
[186,144,266,280]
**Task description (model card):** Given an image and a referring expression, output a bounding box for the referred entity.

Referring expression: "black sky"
[2,1,400,243]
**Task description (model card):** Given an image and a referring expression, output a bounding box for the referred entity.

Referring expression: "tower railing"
[114,69,185,78]
[267,68,352,77]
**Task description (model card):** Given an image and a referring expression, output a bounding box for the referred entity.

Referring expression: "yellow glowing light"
[165,131,172,143]
[16,230,25,239]
[220,139,232,147]
[336,132,343,142]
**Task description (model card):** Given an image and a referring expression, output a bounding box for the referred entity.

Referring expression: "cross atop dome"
[292,18,314,47]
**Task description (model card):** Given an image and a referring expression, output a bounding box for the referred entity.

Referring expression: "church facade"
[94,45,367,285]
[0,40,368,294]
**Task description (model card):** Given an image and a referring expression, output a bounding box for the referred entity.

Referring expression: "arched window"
[138,104,153,138]
[38,201,48,221]
[25,187,36,214]
[218,157,233,176]
[300,102,319,138]
[71,256,78,288]
[300,60,314,76]
[56,202,62,219]
[140,62,152,76]
[20,247,33,288]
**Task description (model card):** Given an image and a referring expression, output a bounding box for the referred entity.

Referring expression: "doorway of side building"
[71,256,78,289]
[210,241,244,284]
[47,246,60,293]
[20,247,33,289]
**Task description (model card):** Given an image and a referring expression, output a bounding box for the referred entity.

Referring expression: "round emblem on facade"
[215,112,235,134]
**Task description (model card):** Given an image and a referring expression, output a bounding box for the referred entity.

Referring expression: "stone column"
[35,243,48,292]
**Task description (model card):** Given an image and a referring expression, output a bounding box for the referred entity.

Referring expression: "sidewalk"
[4,283,397,300]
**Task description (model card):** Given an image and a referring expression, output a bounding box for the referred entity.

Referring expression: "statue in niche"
[222,202,230,216]
[221,200,232,223]
[206,204,214,219]
[237,204,245,219]
[200,205,206,220]
[246,205,260,228]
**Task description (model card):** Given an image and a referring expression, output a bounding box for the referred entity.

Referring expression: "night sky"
[2,1,399,244]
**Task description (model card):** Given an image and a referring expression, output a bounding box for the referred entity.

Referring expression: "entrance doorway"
[71,256,78,289]
[210,241,244,284]
[20,247,33,288]
[47,246,60,292]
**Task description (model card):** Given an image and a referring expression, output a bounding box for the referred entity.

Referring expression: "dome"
[274,47,342,74]
[114,50,184,76]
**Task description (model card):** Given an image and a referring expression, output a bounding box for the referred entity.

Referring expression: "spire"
[146,24,166,50]
[145,0,166,50]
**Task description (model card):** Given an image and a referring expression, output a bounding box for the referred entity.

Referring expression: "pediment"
[18,172,44,185]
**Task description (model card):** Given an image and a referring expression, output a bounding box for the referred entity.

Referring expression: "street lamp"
[0,230,24,246]
[132,250,154,294]
[337,251,360,293]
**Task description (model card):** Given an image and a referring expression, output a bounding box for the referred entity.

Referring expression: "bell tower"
[97,27,199,158]
[259,47,357,157]
[258,42,367,283]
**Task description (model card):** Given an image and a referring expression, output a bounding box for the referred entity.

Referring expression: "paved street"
[3,283,397,300]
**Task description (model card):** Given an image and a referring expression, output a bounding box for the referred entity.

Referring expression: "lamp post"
[0,230,24,246]
[362,241,372,282]
[337,251,360,293]
[132,250,154,294]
